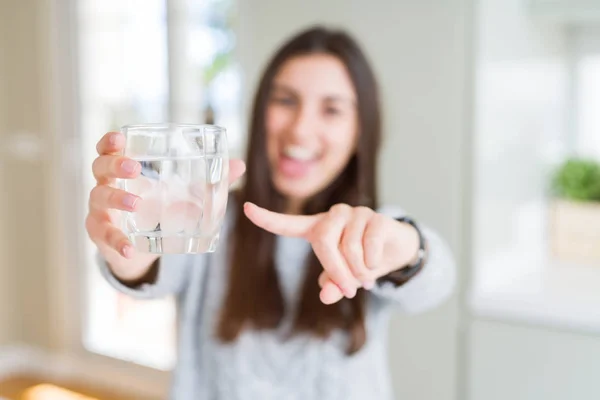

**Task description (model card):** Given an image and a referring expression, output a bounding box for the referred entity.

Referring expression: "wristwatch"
[376,216,427,286]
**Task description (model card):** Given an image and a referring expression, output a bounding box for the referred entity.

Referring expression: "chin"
[273,178,322,203]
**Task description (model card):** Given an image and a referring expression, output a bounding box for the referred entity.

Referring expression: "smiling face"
[265,53,359,210]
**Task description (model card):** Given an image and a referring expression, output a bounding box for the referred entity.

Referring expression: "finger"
[85,213,105,242]
[340,207,374,283]
[317,270,343,290]
[319,271,374,291]
[318,272,373,304]
[318,272,345,304]
[89,185,140,212]
[318,271,328,288]
[362,280,376,290]
[86,215,133,258]
[92,155,141,184]
[228,159,246,186]
[363,213,387,270]
[243,202,317,237]
[320,278,345,305]
[96,132,125,156]
[103,222,134,258]
[309,206,359,298]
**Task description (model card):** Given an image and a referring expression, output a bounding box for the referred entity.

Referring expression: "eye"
[324,107,341,116]
[272,96,296,106]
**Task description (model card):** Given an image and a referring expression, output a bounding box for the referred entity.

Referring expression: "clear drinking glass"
[118,123,229,254]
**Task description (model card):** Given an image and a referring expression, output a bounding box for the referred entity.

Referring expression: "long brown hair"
[217,26,382,354]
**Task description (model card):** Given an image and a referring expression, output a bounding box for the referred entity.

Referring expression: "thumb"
[228,159,246,186]
[318,273,345,305]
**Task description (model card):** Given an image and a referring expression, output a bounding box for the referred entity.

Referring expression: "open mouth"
[278,145,321,178]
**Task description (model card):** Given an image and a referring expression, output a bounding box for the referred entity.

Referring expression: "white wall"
[0,5,7,345]
[0,0,57,349]
[0,123,10,345]
[237,2,472,399]
[0,171,14,345]
[0,0,17,346]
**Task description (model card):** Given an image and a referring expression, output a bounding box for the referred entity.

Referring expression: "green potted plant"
[550,158,600,265]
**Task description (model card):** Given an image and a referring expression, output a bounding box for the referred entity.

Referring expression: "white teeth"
[283,146,317,161]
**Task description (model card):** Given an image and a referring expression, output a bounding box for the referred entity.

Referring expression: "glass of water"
[118,123,229,254]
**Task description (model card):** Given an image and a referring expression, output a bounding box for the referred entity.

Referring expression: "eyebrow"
[271,82,356,105]
[271,83,298,97]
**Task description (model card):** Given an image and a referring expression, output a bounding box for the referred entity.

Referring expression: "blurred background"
[1,0,600,399]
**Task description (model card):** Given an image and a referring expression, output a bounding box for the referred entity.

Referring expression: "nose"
[289,104,317,142]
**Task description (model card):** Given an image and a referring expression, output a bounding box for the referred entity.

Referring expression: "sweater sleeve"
[98,195,238,299]
[98,252,198,299]
[369,205,456,313]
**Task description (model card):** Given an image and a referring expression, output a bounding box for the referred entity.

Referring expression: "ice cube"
[132,195,162,231]
[160,200,203,234]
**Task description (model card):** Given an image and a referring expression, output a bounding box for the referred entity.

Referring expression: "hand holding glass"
[119,124,229,254]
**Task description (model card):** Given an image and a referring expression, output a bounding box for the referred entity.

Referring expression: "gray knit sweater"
[99,204,455,400]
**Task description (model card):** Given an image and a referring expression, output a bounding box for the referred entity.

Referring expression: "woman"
[86,26,456,399]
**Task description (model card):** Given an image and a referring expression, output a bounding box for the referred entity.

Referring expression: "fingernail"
[363,281,375,290]
[121,159,138,174]
[121,245,134,258]
[123,194,138,210]
[109,133,118,145]
[345,287,357,298]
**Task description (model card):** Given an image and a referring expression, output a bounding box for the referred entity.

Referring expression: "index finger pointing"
[96,132,125,156]
[243,202,318,237]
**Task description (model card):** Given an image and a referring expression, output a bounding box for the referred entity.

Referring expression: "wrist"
[104,249,159,283]
[378,216,427,286]
[399,222,421,268]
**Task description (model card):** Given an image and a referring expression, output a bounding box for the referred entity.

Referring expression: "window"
[78,0,240,370]
[470,6,600,332]
[573,27,600,158]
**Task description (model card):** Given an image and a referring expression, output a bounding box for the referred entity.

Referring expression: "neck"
[284,197,305,215]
